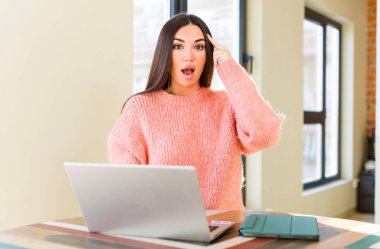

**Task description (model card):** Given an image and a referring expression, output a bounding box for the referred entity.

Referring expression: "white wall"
[0,0,133,230]
[246,0,367,217]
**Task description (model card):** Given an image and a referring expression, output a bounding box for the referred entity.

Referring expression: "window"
[303,8,341,189]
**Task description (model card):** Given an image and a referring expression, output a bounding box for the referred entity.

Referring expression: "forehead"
[174,24,204,41]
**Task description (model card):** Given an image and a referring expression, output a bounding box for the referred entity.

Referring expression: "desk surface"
[0,210,380,249]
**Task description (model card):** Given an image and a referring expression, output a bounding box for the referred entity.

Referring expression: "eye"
[194,45,205,51]
[173,44,183,50]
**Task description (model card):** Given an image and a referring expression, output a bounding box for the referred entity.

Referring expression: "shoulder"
[122,91,161,114]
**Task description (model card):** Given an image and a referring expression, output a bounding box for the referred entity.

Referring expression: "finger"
[214,50,230,61]
[213,48,232,66]
[207,34,224,50]
[213,50,223,65]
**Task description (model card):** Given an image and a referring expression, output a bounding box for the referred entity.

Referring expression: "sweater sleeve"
[217,58,285,154]
[107,97,148,164]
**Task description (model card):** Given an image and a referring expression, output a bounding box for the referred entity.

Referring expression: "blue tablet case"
[240,214,319,240]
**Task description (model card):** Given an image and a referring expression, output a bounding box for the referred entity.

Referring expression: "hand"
[207,34,232,66]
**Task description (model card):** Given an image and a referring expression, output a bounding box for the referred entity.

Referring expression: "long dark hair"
[122,13,214,111]
[144,13,214,93]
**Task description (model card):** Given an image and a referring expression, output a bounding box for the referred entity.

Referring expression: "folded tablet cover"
[240,214,319,240]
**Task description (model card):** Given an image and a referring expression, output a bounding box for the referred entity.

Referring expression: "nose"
[183,47,195,61]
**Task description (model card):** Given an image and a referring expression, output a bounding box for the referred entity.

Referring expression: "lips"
[181,65,195,76]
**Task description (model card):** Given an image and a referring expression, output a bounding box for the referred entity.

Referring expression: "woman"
[108,13,284,210]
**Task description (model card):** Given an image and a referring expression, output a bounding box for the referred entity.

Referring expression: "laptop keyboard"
[209,225,219,232]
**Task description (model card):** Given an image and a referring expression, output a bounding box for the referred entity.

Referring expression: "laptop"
[64,162,235,242]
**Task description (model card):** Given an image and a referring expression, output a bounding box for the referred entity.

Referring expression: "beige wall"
[0,0,133,230]
[246,0,367,217]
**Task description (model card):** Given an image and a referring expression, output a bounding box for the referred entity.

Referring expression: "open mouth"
[181,66,195,76]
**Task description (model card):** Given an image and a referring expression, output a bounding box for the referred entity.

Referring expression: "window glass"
[303,20,323,112]
[325,25,340,177]
[303,124,322,183]
[133,0,169,93]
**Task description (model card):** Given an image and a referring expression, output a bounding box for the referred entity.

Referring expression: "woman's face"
[169,24,206,95]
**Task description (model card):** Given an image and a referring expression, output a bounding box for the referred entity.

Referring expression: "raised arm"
[208,34,284,154]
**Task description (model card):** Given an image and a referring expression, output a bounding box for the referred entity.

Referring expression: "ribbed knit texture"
[107,58,284,210]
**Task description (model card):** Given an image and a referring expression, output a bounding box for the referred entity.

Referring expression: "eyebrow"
[173,38,205,43]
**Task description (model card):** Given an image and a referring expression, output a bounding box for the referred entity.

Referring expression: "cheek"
[171,51,179,62]
[171,52,180,72]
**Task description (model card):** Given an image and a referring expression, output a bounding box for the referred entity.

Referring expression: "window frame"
[303,7,342,189]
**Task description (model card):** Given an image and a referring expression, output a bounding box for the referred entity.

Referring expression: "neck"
[166,84,201,96]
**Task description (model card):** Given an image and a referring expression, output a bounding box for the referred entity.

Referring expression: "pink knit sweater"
[107,58,283,210]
